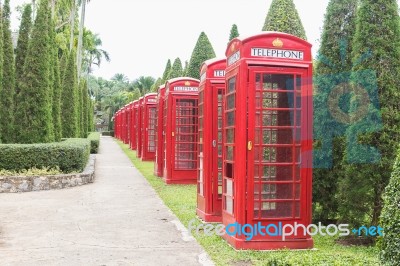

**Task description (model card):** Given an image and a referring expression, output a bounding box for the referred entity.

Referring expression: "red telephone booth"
[222,32,313,250]
[197,58,226,222]
[154,85,166,177]
[122,105,129,144]
[141,93,157,161]
[130,100,139,150]
[163,77,200,184]
[127,103,132,146]
[136,97,144,158]
[114,111,120,139]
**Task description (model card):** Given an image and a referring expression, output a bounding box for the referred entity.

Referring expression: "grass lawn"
[117,140,380,266]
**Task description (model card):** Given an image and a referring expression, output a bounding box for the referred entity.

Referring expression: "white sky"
[11,0,331,80]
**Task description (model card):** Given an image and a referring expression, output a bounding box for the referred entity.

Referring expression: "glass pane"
[262,202,293,218]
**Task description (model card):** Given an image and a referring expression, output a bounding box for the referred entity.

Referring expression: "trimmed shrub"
[379,147,400,265]
[0,138,90,173]
[102,131,114,137]
[87,132,100,154]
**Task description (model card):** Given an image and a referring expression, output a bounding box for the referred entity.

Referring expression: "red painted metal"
[141,93,157,161]
[222,32,313,250]
[130,100,139,150]
[197,58,226,223]
[163,77,200,184]
[154,85,166,177]
[136,97,144,158]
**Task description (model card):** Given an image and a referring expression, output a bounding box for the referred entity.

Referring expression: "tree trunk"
[371,185,383,226]
[76,0,86,83]
[69,0,76,51]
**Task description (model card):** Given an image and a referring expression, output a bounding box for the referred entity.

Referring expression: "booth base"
[196,208,222,223]
[164,178,197,185]
[222,234,314,250]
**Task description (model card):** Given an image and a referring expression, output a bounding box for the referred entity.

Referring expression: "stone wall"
[0,155,96,193]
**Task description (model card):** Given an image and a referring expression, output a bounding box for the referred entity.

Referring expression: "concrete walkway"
[0,136,212,266]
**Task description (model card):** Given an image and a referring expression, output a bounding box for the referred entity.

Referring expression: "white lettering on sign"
[147,99,156,103]
[228,51,240,66]
[214,70,225,77]
[200,72,206,82]
[174,86,199,92]
[251,48,304,60]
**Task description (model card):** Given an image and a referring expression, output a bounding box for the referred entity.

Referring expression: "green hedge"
[102,131,114,137]
[379,146,400,265]
[0,138,90,173]
[87,132,100,154]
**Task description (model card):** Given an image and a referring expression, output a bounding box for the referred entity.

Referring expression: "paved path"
[0,136,212,266]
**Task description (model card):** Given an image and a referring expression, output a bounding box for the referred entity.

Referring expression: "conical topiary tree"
[186,32,216,79]
[313,0,358,223]
[379,148,400,265]
[15,4,32,86]
[1,0,16,143]
[167,57,183,80]
[61,49,79,138]
[15,0,53,144]
[182,60,188,76]
[81,79,89,137]
[229,24,239,41]
[343,0,400,226]
[262,0,307,40]
[0,5,3,143]
[161,59,171,82]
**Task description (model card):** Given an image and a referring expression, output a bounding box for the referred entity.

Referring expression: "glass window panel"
[262,202,293,218]
[225,129,234,144]
[226,112,235,127]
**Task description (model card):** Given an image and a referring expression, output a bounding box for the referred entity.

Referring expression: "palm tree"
[83,31,110,74]
[132,76,155,95]
[76,0,90,80]
[111,73,129,84]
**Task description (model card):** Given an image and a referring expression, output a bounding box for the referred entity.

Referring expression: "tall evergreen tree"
[262,0,307,40]
[88,99,94,132]
[186,32,216,79]
[61,49,79,138]
[167,57,183,80]
[313,0,358,223]
[342,0,400,226]
[228,24,239,41]
[0,5,3,143]
[52,54,62,141]
[78,77,83,137]
[81,79,89,137]
[15,4,32,86]
[183,60,188,76]
[161,59,171,82]
[1,0,16,143]
[15,0,53,144]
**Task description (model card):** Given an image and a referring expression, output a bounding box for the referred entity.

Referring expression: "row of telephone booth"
[114,32,313,250]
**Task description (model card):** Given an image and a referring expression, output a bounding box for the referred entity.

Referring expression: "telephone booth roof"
[165,77,200,95]
[226,32,312,68]
[200,58,226,85]
[132,100,139,107]
[144,93,157,103]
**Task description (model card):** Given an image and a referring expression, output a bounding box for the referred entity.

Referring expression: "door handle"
[247,141,253,151]
[212,140,217,147]
[172,132,175,137]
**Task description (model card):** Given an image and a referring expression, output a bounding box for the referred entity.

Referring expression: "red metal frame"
[154,85,166,177]
[163,77,200,184]
[222,32,313,250]
[141,93,157,161]
[197,58,226,223]
[130,100,139,150]
[122,105,129,144]
[136,97,144,158]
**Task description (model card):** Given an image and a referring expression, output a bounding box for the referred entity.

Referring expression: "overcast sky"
[11,0,331,80]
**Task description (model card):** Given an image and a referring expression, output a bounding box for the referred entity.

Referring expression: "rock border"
[0,154,96,193]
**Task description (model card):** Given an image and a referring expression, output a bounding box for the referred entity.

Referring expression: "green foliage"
[52,50,62,142]
[88,99,95,132]
[183,60,188,76]
[228,24,239,41]
[151,77,162,92]
[87,132,100,153]
[0,5,3,142]
[101,131,114,137]
[78,79,83,138]
[1,0,16,143]
[167,57,183,80]
[313,0,357,223]
[0,138,90,173]
[379,147,400,265]
[186,32,216,79]
[82,80,89,138]
[161,59,171,82]
[15,4,32,86]
[343,0,400,226]
[0,166,63,176]
[262,0,307,40]
[61,49,79,138]
[15,0,53,144]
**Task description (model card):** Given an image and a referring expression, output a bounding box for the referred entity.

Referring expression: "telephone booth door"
[222,32,313,250]
[141,93,157,161]
[197,58,226,222]
[154,86,166,177]
[130,101,139,150]
[122,108,128,144]
[136,97,144,158]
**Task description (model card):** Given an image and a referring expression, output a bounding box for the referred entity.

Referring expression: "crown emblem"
[185,81,191,86]
[273,38,283,48]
